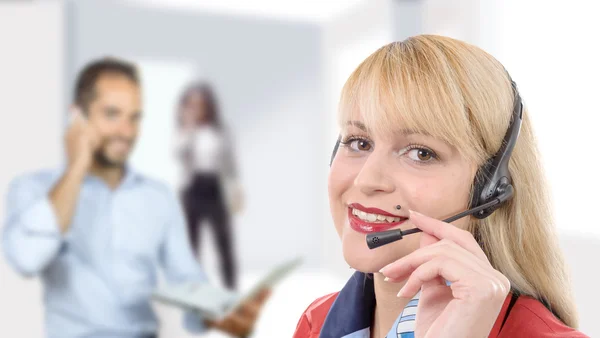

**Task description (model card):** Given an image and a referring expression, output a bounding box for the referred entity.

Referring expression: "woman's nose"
[353,152,395,195]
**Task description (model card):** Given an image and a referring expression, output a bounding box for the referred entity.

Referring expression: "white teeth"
[351,208,404,223]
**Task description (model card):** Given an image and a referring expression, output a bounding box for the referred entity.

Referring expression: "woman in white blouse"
[175,82,242,290]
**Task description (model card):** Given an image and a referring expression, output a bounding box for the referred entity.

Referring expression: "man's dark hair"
[74,57,139,111]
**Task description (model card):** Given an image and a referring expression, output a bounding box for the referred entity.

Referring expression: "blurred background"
[1,0,599,337]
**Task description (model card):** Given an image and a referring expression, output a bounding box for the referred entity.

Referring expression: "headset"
[329,80,523,249]
[328,84,565,322]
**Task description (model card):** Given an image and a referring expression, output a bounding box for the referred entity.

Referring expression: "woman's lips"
[347,204,408,234]
[349,203,400,217]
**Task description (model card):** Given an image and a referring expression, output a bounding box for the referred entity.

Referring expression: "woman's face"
[328,118,477,273]
[181,91,207,127]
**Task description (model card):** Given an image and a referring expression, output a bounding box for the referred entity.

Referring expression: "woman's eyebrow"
[400,129,431,137]
[345,120,368,131]
[345,120,430,137]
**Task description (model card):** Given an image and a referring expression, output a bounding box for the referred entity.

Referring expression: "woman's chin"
[341,230,417,273]
[344,255,387,274]
[341,240,395,273]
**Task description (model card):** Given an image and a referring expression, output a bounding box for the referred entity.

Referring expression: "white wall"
[0,2,66,337]
[66,0,327,273]
[483,0,600,237]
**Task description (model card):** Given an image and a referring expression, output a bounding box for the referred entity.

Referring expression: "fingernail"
[384,277,390,282]
[397,286,407,297]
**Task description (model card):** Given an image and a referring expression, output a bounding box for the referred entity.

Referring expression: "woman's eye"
[407,148,435,162]
[349,139,372,152]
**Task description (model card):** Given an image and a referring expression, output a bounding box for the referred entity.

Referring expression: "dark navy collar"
[320,271,376,338]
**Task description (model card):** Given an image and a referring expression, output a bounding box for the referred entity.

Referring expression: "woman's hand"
[380,210,510,338]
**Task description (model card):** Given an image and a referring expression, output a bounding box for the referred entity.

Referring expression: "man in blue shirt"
[2,57,268,338]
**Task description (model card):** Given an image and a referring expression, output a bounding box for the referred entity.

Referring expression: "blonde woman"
[294,35,587,337]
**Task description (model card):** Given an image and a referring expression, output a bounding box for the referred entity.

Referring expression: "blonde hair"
[339,35,578,328]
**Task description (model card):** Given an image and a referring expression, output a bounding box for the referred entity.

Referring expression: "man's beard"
[94,149,125,168]
[93,137,133,168]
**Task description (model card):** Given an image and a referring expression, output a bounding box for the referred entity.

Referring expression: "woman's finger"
[409,210,488,262]
[396,257,464,298]
[398,257,510,301]
[420,229,439,247]
[379,232,440,283]
[381,239,494,281]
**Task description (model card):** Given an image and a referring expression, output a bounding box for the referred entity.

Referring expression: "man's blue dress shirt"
[2,168,207,338]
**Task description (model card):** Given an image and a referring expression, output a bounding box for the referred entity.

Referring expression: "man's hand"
[65,108,100,173]
[49,108,101,233]
[206,289,271,337]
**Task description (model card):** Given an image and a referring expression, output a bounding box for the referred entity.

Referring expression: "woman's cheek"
[405,178,459,218]
[407,175,474,233]
[327,160,357,237]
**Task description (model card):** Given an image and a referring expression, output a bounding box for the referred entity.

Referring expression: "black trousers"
[182,173,236,289]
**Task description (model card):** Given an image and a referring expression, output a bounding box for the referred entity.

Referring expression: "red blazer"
[294,292,588,338]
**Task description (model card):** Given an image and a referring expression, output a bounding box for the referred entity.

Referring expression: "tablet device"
[151,256,303,320]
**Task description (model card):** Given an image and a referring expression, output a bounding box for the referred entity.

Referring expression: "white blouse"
[175,125,238,182]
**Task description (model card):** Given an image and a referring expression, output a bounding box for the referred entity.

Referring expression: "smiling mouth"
[347,204,408,234]
[350,208,404,223]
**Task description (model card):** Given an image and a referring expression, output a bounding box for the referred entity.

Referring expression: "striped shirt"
[388,292,419,338]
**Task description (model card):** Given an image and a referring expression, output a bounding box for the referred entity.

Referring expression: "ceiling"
[123,0,368,23]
